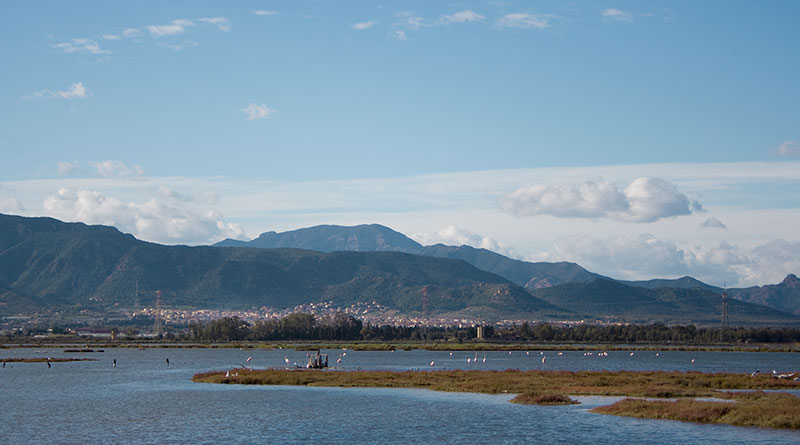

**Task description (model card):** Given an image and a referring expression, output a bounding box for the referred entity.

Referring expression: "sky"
[1,1,799,287]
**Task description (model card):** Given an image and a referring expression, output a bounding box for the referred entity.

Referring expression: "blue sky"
[1,1,799,287]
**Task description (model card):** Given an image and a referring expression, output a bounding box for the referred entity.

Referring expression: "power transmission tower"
[720,286,729,342]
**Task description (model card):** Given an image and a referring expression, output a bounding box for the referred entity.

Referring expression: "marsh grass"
[193,369,799,398]
[511,392,578,405]
[592,391,800,429]
[193,369,800,429]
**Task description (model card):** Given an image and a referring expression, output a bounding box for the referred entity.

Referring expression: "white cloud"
[533,232,800,287]
[57,162,79,176]
[601,8,634,22]
[159,40,198,52]
[392,30,408,40]
[23,82,91,100]
[353,21,377,30]
[495,12,553,29]
[122,28,141,38]
[42,188,244,244]
[701,217,727,230]
[92,160,145,178]
[52,38,111,55]
[394,11,424,31]
[500,177,702,223]
[777,140,800,157]
[439,10,485,25]
[198,17,231,32]
[0,197,26,213]
[412,225,517,257]
[147,19,195,37]
[102,34,120,40]
[252,10,278,16]
[242,103,277,120]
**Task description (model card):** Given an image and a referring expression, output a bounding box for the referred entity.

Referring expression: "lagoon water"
[1,347,798,444]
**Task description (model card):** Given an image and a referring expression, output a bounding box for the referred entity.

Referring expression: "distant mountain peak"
[214,223,423,253]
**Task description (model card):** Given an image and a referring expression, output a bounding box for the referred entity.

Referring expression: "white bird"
[691,359,696,364]
[509,351,512,355]
[629,352,634,357]
[284,356,290,365]
[557,352,563,356]
[449,352,453,356]
[655,353,659,357]
[430,361,435,367]
[482,353,486,363]
[467,358,472,364]
[246,356,252,362]
[541,356,546,364]
[225,371,230,377]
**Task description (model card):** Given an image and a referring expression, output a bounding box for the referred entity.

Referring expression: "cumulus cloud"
[0,197,26,213]
[198,17,231,32]
[147,19,195,37]
[495,12,554,29]
[533,233,799,287]
[23,82,91,100]
[52,38,111,55]
[438,10,485,25]
[392,30,408,40]
[701,217,727,230]
[500,177,702,223]
[412,225,517,258]
[102,34,120,40]
[252,10,278,16]
[92,160,145,178]
[777,140,800,157]
[601,8,635,22]
[42,188,244,244]
[242,103,277,120]
[353,21,377,30]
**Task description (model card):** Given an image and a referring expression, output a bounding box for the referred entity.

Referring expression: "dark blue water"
[1,348,798,444]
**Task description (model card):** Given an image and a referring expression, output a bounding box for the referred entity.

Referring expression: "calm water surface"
[1,347,798,444]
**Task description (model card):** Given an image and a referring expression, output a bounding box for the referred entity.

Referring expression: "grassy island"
[192,369,800,429]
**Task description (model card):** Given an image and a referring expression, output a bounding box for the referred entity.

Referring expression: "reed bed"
[592,391,800,429]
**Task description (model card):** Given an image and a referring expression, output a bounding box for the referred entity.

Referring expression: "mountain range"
[217,224,800,316]
[1,213,798,325]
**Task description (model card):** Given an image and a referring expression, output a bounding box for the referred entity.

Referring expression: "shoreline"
[2,341,799,353]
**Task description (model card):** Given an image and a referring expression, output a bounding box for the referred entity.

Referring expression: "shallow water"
[1,347,798,444]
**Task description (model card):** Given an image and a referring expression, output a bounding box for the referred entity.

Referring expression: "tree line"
[189,313,800,344]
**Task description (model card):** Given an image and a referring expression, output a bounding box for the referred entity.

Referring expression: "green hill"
[0,214,560,318]
[529,279,800,326]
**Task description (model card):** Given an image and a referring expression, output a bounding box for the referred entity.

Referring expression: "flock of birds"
[7,348,796,382]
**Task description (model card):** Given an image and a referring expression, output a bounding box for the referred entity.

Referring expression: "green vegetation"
[592,391,800,429]
[187,315,800,344]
